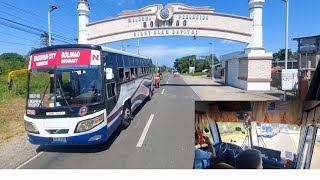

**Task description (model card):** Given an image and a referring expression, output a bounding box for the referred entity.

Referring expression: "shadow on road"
[35,99,150,154]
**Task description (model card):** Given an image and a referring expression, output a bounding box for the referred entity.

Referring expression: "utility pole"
[48,4,59,46]
[137,38,140,55]
[209,42,214,81]
[283,0,289,101]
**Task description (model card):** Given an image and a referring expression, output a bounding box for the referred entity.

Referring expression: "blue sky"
[0,0,319,67]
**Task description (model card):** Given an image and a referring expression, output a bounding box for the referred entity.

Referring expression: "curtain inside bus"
[206,101,303,125]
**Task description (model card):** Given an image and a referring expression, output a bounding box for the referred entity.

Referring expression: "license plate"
[52,137,66,142]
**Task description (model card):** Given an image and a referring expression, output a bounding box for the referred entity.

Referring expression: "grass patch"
[0,98,26,144]
[181,72,208,76]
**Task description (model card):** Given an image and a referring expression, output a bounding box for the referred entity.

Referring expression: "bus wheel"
[121,103,132,129]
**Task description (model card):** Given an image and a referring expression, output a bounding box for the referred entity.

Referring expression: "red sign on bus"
[29,49,100,69]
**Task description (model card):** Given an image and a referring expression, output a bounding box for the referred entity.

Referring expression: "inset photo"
[194,101,320,169]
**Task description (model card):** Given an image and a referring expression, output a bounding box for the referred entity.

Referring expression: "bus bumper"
[27,126,108,145]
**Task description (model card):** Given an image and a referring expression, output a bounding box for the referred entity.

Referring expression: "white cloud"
[116,0,135,6]
[139,45,209,64]
[221,39,236,44]
[117,0,126,6]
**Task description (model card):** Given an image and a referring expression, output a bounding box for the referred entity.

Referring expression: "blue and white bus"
[21,44,154,145]
[259,123,280,138]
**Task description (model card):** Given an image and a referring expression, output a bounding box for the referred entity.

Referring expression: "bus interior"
[195,101,320,169]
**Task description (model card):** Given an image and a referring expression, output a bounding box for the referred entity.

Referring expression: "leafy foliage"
[0,53,29,101]
[173,54,219,73]
[272,49,296,61]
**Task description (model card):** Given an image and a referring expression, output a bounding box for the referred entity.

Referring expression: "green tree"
[174,54,219,73]
[273,49,294,61]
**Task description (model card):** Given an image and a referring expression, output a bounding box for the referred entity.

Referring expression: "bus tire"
[121,102,132,129]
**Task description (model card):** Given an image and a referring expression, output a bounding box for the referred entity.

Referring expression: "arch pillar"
[77,0,89,44]
[221,0,273,91]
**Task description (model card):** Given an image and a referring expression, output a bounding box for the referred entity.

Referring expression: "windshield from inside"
[216,122,301,158]
[310,128,320,169]
[28,65,102,108]
[216,122,247,147]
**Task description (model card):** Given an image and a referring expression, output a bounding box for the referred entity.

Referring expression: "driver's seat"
[214,162,235,169]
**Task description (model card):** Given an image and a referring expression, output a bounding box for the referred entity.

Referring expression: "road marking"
[136,114,154,147]
[15,151,44,169]
[166,82,168,84]
[161,89,165,94]
[180,77,203,100]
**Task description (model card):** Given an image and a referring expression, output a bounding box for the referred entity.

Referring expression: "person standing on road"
[194,132,216,169]
[154,74,160,88]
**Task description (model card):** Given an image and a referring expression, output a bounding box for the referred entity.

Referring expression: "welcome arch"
[77,0,273,91]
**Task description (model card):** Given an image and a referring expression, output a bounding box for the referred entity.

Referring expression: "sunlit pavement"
[181,75,294,101]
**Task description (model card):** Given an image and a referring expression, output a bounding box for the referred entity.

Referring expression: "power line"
[0,16,74,43]
[0,22,72,44]
[0,1,78,32]
[0,9,75,40]
[0,40,36,47]
[0,31,38,42]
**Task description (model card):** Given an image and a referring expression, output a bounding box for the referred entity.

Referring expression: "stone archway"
[77,0,272,91]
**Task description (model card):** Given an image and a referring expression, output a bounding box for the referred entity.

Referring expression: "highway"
[19,74,200,169]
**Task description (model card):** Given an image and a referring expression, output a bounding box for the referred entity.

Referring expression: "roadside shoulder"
[0,134,39,169]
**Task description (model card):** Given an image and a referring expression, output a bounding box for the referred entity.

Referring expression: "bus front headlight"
[75,114,104,133]
[25,121,39,134]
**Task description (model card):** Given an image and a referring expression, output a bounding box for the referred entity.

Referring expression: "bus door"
[104,52,118,115]
[106,81,117,115]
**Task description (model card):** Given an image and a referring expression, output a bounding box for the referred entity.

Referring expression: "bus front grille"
[46,129,69,134]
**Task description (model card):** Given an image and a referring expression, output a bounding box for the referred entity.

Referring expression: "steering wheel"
[214,142,243,158]
[218,142,229,156]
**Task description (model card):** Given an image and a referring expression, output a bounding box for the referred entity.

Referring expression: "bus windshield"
[216,122,301,158]
[28,65,102,108]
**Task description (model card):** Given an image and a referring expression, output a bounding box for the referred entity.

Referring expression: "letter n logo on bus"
[90,50,101,65]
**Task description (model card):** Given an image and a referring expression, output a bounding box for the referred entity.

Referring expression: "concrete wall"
[227,59,241,88]
[221,51,272,91]
[247,59,271,79]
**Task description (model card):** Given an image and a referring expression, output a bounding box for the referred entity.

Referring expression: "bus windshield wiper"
[56,77,73,112]
[38,82,50,108]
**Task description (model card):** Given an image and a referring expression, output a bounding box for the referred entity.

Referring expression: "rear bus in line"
[10,44,154,145]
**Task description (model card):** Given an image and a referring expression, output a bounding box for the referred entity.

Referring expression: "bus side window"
[119,68,124,82]
[125,71,130,80]
[137,67,142,77]
[106,82,116,99]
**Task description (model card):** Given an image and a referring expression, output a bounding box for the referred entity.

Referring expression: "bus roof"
[101,46,149,59]
[29,44,150,60]
[29,44,102,55]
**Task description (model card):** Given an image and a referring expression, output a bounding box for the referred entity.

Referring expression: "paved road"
[181,75,289,101]
[19,74,200,169]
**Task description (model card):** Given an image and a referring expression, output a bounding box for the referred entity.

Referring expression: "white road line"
[161,89,165,94]
[180,78,204,100]
[192,89,203,100]
[15,151,44,169]
[136,114,154,147]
